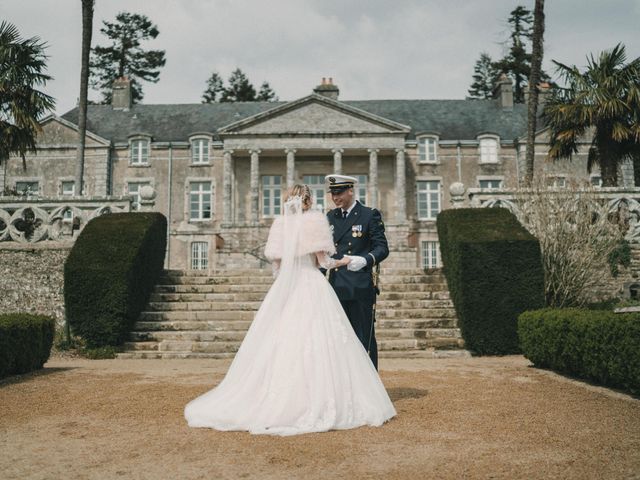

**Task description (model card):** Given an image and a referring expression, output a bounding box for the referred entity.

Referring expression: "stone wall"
[0,243,70,327]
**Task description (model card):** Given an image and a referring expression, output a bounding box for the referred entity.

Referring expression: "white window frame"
[421,240,441,269]
[129,138,150,166]
[15,180,40,196]
[347,174,368,205]
[261,175,282,218]
[418,136,438,164]
[190,137,210,165]
[189,180,213,221]
[590,175,603,188]
[416,179,441,221]
[478,177,503,190]
[303,175,327,212]
[61,180,75,196]
[478,136,499,164]
[191,241,209,270]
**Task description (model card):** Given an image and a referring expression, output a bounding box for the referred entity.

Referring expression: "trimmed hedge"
[437,208,545,354]
[64,212,167,348]
[518,309,640,395]
[0,313,55,378]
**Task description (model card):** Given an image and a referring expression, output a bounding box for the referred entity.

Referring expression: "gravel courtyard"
[1,355,639,480]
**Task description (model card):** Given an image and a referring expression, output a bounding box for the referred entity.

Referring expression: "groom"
[324,174,389,369]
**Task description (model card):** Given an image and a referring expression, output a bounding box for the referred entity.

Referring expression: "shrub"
[0,313,55,378]
[519,308,640,395]
[515,180,625,307]
[64,212,167,348]
[437,208,545,355]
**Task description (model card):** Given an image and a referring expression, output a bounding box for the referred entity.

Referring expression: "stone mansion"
[1,77,621,271]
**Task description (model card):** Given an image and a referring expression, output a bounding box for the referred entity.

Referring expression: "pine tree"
[468,52,500,99]
[256,81,278,101]
[220,68,257,102]
[89,12,166,104]
[494,6,533,104]
[202,72,224,103]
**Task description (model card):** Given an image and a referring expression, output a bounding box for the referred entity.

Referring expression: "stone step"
[377,328,461,339]
[139,311,255,321]
[378,337,465,350]
[133,320,253,331]
[163,269,270,277]
[376,299,453,309]
[155,284,271,294]
[377,318,458,329]
[376,309,457,319]
[146,301,262,312]
[378,291,450,301]
[145,300,453,312]
[382,283,449,293]
[117,351,237,359]
[130,330,248,342]
[379,275,448,284]
[378,349,471,359]
[150,292,268,302]
[118,349,471,360]
[123,340,242,354]
[158,276,275,285]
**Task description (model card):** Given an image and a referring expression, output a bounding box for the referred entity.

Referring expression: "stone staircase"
[117,268,467,359]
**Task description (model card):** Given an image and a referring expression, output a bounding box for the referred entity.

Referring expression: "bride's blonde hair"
[285,184,313,211]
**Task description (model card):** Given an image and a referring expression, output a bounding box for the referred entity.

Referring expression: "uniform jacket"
[326,201,389,301]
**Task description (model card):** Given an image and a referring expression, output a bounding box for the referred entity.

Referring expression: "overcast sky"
[3,0,640,114]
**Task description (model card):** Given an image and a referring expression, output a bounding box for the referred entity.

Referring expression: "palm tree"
[524,0,545,186]
[75,0,95,196]
[0,21,55,173]
[543,44,640,186]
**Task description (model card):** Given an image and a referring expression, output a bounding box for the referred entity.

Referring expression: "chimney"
[313,77,339,100]
[493,73,513,110]
[112,76,132,110]
[524,81,552,107]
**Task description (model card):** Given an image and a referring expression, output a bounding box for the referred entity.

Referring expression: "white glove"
[345,255,367,271]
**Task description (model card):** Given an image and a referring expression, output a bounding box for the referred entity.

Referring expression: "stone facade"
[0,243,70,325]
[1,78,635,271]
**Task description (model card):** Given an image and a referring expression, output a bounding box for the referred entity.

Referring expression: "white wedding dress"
[184,197,396,436]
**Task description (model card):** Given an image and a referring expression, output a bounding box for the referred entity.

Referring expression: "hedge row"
[64,212,167,348]
[437,208,545,355]
[518,309,640,395]
[0,313,55,378]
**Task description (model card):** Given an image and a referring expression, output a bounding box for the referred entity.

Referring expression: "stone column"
[395,148,407,221]
[332,148,343,174]
[368,148,379,209]
[285,148,296,189]
[223,150,234,225]
[249,149,261,223]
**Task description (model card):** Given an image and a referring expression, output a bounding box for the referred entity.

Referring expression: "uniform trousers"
[339,299,378,370]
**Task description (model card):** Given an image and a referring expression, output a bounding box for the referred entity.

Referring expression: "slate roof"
[61,98,529,144]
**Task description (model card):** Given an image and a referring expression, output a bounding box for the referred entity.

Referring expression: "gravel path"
[1,355,639,480]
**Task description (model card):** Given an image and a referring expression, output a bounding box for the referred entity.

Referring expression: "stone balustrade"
[0,196,132,244]
[464,187,640,242]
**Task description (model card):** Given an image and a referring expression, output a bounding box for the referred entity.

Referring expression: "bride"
[184,184,396,435]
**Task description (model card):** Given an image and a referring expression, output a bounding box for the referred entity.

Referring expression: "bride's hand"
[337,256,352,267]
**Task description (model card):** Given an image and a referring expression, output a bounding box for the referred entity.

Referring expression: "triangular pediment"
[36,115,110,147]
[218,94,410,136]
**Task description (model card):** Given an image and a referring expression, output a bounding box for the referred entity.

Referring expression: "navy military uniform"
[325,175,389,369]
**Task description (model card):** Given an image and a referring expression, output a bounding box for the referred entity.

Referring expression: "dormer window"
[478,136,499,164]
[130,138,150,165]
[191,138,210,165]
[418,136,438,163]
